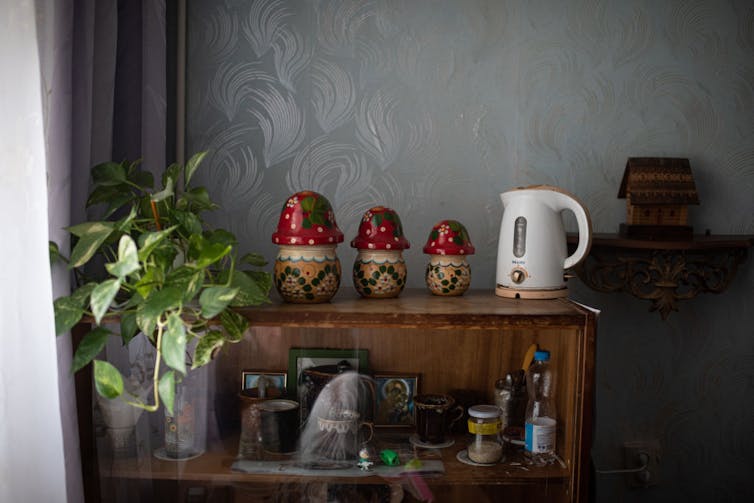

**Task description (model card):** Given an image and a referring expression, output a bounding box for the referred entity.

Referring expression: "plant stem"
[150,200,162,230]
[127,321,163,412]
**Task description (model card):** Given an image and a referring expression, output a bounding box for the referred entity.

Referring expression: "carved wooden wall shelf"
[567,233,754,319]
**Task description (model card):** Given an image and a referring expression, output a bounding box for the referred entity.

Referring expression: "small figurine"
[351,206,410,298]
[423,219,475,296]
[380,448,400,466]
[357,446,374,471]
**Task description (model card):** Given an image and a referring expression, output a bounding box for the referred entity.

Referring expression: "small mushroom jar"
[423,220,475,296]
[351,206,410,299]
[272,191,343,303]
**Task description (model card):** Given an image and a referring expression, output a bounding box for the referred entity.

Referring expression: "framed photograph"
[241,370,287,395]
[287,348,369,398]
[374,373,420,427]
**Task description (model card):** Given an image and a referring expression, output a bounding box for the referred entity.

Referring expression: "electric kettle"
[495,185,592,299]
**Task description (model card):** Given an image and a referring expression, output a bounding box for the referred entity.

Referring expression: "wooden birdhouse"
[618,157,700,240]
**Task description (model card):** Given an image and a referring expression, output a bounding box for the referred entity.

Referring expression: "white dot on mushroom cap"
[380,226,386,232]
[290,238,296,244]
[431,242,435,246]
[366,229,371,235]
[368,243,375,249]
[394,236,399,241]
[460,250,465,254]
[291,223,296,229]
[317,227,323,232]
[275,237,279,243]
[386,244,391,249]
[285,214,290,219]
[328,237,333,242]
[309,239,314,244]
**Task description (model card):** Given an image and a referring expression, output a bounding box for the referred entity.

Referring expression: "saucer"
[456,449,500,467]
[409,434,454,449]
[153,447,205,461]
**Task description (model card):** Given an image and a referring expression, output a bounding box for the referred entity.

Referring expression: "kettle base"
[495,285,569,300]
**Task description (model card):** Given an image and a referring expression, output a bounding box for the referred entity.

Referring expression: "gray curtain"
[36,0,169,501]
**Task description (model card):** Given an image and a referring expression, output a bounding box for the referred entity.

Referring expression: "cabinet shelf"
[77,288,596,502]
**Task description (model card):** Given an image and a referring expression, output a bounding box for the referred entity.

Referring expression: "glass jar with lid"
[467,405,504,464]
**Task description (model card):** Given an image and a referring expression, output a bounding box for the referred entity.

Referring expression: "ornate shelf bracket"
[569,234,754,320]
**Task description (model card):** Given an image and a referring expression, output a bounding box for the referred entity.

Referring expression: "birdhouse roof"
[617,157,700,205]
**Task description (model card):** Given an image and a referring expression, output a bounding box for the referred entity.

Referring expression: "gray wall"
[186,1,754,501]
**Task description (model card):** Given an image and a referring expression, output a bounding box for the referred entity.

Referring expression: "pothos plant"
[50,152,272,415]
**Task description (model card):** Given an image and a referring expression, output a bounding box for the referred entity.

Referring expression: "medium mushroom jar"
[272,191,343,303]
[351,206,410,299]
[423,220,474,296]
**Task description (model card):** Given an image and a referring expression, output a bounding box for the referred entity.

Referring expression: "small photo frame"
[374,373,420,427]
[241,370,287,395]
[287,348,369,398]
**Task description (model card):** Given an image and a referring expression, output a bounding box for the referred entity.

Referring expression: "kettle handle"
[550,189,593,270]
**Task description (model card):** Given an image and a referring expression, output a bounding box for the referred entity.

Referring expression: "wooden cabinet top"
[235,288,596,329]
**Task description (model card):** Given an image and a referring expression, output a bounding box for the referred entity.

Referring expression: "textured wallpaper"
[186,1,754,501]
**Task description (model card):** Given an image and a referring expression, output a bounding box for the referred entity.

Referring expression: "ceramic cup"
[414,394,464,445]
[258,399,300,454]
[315,409,374,461]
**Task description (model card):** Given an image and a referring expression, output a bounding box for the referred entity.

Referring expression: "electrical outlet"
[623,440,661,488]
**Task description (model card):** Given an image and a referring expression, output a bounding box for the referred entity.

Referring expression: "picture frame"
[287,348,369,398]
[241,370,287,396]
[374,372,420,427]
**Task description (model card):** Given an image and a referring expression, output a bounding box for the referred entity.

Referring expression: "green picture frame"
[287,347,369,399]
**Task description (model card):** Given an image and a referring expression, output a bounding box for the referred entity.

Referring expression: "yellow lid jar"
[467,405,504,464]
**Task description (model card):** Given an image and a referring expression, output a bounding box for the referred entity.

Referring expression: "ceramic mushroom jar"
[423,220,475,296]
[272,191,344,303]
[351,206,410,298]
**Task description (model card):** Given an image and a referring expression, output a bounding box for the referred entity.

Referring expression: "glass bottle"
[524,350,556,455]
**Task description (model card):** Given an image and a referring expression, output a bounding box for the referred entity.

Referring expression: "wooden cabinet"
[78,289,596,502]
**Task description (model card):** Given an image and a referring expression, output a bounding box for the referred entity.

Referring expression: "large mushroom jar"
[423,220,475,296]
[272,191,343,303]
[350,206,410,299]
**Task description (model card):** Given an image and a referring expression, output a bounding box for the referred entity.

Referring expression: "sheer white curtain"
[1,1,169,501]
[0,0,68,501]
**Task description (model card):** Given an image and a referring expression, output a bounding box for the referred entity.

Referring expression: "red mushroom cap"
[272,191,344,246]
[350,206,410,250]
[422,220,475,255]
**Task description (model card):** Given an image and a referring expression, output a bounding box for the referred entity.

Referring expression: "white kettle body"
[495,185,592,299]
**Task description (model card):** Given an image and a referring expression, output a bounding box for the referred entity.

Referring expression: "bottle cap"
[533,350,550,361]
[468,405,502,419]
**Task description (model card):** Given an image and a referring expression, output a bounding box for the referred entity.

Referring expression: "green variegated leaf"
[93,360,124,399]
[240,253,267,267]
[184,151,207,187]
[173,209,203,236]
[187,234,231,268]
[199,286,239,319]
[67,222,115,268]
[72,327,112,372]
[120,312,139,345]
[138,226,178,262]
[91,161,127,186]
[158,370,176,416]
[105,235,140,278]
[204,229,237,247]
[90,279,121,324]
[53,296,84,335]
[70,283,97,306]
[140,287,183,320]
[192,330,225,369]
[162,312,187,374]
[219,309,248,342]
[227,270,272,307]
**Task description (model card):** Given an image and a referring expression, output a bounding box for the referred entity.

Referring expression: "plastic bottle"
[524,350,556,455]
